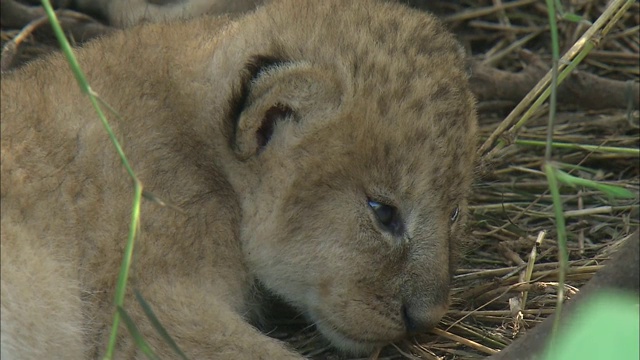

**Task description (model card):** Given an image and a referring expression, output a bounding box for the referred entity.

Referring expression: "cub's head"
[211,0,477,354]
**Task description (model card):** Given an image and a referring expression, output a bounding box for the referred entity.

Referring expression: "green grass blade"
[134,290,190,360]
[117,307,160,360]
[39,2,145,359]
[516,139,640,156]
[40,0,137,181]
[562,13,584,23]
[543,164,569,349]
[553,0,585,23]
[544,0,560,161]
[554,169,636,199]
[105,181,143,359]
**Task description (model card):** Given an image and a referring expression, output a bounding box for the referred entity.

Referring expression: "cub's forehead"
[227,0,473,116]
[254,0,474,123]
[253,0,468,73]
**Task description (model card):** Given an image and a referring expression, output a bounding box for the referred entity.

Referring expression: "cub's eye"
[450,206,460,223]
[368,200,403,234]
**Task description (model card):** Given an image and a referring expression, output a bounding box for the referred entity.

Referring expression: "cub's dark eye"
[368,200,403,234]
[450,206,460,223]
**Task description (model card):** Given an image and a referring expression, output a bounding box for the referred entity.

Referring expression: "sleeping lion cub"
[0,0,477,358]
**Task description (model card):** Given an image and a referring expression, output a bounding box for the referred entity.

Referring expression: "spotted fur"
[1,1,477,358]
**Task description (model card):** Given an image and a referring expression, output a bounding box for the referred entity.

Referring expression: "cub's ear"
[230,55,342,160]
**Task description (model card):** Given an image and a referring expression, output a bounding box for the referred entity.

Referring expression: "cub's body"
[0,1,477,358]
[72,0,265,27]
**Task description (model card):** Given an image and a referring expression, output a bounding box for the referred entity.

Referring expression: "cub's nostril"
[401,302,445,334]
[401,304,418,333]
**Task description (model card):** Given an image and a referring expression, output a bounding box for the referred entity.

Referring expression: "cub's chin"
[301,306,406,355]
[252,288,387,354]
[313,322,386,355]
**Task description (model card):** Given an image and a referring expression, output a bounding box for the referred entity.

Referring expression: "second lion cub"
[0,0,477,358]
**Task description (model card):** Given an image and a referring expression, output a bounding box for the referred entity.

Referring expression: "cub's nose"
[401,302,448,334]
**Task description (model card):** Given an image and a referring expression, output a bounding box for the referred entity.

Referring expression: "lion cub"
[0,0,477,358]
[69,0,266,27]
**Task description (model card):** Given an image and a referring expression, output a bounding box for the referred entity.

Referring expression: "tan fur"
[0,0,477,358]
[72,0,266,27]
